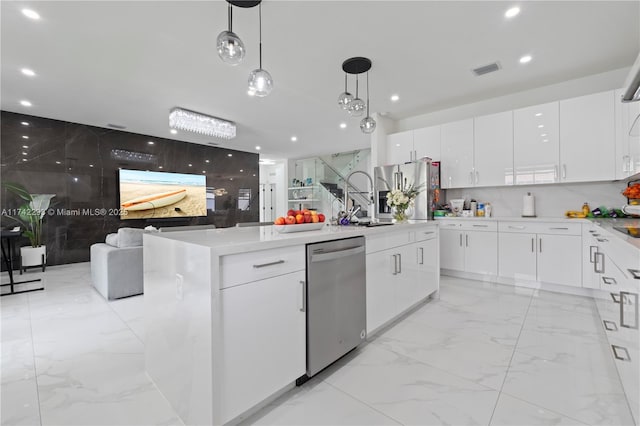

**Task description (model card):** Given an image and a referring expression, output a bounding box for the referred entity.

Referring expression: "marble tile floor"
[1,263,635,426]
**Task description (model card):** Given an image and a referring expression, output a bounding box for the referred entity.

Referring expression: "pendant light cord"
[259,3,263,69]
[355,75,359,98]
[228,3,232,32]
[366,71,370,116]
[344,73,348,92]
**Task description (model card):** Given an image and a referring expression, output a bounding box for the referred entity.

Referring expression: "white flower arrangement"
[386,185,422,221]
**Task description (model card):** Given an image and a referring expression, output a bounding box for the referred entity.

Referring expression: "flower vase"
[392,208,408,223]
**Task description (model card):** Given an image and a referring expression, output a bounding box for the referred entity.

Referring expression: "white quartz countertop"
[592,218,640,251]
[144,222,438,256]
[434,216,591,223]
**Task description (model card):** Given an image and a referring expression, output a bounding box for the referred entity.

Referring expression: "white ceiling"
[2,1,639,161]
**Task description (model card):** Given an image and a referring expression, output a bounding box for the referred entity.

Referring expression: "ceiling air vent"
[472,62,501,76]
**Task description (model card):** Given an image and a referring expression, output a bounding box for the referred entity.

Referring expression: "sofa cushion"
[116,227,143,248]
[105,233,119,247]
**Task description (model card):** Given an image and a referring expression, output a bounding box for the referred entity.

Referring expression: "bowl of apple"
[273,209,326,233]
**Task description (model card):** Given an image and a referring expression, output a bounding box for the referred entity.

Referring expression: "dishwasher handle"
[310,245,365,262]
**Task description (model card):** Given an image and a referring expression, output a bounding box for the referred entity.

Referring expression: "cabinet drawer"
[460,221,497,232]
[499,221,581,235]
[412,227,438,242]
[437,220,462,229]
[366,231,411,254]
[220,245,305,289]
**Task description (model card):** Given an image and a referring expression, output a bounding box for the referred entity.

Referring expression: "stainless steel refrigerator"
[374,158,441,222]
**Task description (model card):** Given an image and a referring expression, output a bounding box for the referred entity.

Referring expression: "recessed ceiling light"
[535,113,542,117]
[21,68,36,77]
[205,159,210,163]
[22,158,28,162]
[538,124,544,128]
[22,152,27,156]
[339,123,347,129]
[22,135,29,139]
[202,170,206,174]
[89,164,94,167]
[505,7,520,18]
[396,144,400,147]
[228,153,233,157]
[20,100,32,107]
[170,129,178,135]
[291,136,298,142]
[22,145,28,149]
[543,139,549,142]
[519,55,532,64]
[541,133,547,137]
[21,9,40,20]
[255,146,261,150]
[188,163,193,167]
[158,166,163,169]
[390,94,400,102]
[21,121,29,126]
[148,141,155,145]
[240,169,243,172]
[73,177,79,182]
[230,178,234,181]
[253,174,256,177]
[55,161,61,165]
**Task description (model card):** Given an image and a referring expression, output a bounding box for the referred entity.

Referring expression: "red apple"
[303,212,312,223]
[285,215,296,225]
[287,209,296,217]
[295,214,305,224]
[318,213,326,222]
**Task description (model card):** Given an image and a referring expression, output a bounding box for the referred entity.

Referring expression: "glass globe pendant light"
[217,3,245,65]
[360,72,376,134]
[247,3,273,97]
[337,74,353,110]
[348,75,366,117]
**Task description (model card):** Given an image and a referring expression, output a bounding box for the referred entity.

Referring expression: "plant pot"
[20,246,46,270]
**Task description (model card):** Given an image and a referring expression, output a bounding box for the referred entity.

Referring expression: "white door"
[440,228,465,271]
[413,125,441,162]
[498,232,537,281]
[514,102,560,185]
[615,88,640,179]
[441,119,474,188]
[537,234,582,287]
[560,91,615,182]
[464,230,498,276]
[221,270,306,423]
[386,131,414,165]
[366,248,398,333]
[474,111,514,186]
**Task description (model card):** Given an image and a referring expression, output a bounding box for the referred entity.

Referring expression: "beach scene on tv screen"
[119,169,207,219]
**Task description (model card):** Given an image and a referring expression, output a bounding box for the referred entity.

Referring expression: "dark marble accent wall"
[1,111,259,266]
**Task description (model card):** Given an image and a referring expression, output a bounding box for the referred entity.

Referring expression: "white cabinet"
[386,130,414,165]
[474,111,514,186]
[439,221,498,276]
[498,222,582,288]
[441,119,474,189]
[559,91,615,182]
[413,125,441,162]
[221,270,305,423]
[615,88,640,179]
[514,102,560,185]
[366,228,439,334]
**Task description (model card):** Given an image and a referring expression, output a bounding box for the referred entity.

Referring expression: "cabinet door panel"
[498,232,537,281]
[386,131,413,165]
[560,91,615,182]
[615,88,640,179]
[414,125,441,162]
[514,102,560,185]
[221,271,306,422]
[366,249,397,333]
[464,230,498,276]
[440,229,465,271]
[441,119,474,188]
[419,237,439,296]
[474,111,514,186]
[537,234,582,287]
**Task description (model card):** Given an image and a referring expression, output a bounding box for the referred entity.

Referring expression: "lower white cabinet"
[366,230,438,334]
[220,270,306,423]
[498,223,582,287]
[439,222,498,276]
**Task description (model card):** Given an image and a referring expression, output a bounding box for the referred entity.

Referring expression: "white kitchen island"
[143,222,439,425]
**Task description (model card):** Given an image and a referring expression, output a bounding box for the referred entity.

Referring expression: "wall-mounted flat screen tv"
[119,169,207,220]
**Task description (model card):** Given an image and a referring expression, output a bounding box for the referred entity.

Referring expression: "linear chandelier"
[169,108,236,139]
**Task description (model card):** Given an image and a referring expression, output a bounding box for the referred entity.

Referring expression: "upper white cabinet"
[413,125,441,162]
[474,111,514,186]
[386,130,414,165]
[560,91,615,182]
[514,102,560,185]
[440,119,474,189]
[615,88,640,179]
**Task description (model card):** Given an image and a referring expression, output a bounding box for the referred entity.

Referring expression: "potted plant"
[2,182,55,270]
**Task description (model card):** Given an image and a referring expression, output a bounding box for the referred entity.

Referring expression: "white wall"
[446,181,627,218]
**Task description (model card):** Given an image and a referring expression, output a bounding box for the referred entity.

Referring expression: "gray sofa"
[90,227,144,300]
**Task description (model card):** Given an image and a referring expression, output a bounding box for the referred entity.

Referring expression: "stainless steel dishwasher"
[302,236,366,381]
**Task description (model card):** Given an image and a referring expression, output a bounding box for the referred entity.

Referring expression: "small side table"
[1,230,43,296]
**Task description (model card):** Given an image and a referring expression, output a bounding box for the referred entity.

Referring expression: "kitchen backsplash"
[446,181,627,218]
